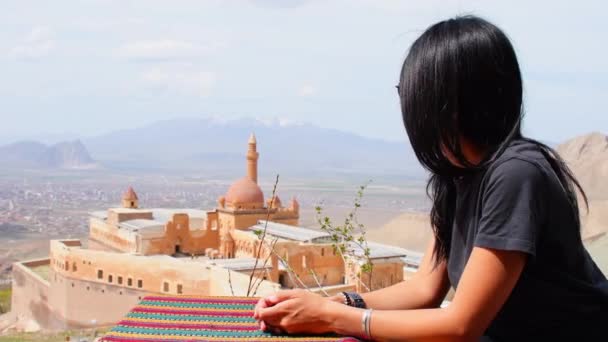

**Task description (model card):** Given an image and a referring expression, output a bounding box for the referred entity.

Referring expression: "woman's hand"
[253,289,341,335]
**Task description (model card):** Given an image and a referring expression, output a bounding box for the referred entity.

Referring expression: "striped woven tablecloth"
[101,295,361,342]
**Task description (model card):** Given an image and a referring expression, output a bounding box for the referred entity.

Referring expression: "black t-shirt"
[447,139,608,340]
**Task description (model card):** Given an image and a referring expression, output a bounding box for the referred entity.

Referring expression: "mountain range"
[0,118,423,177]
[83,118,422,176]
[3,119,607,186]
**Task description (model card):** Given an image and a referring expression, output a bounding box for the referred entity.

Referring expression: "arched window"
[97,270,103,279]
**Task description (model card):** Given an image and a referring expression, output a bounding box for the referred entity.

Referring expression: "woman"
[254,16,608,341]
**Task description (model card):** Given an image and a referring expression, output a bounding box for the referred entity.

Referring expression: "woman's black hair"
[398,15,588,263]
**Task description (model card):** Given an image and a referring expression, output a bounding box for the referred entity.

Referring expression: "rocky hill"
[556,132,608,240]
[0,140,96,169]
[557,132,608,201]
[366,212,432,252]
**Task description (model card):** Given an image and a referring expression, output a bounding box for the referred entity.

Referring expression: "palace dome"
[225,177,264,205]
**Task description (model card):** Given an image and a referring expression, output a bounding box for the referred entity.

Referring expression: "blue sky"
[0,0,606,144]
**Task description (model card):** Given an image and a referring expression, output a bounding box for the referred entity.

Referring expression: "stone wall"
[346,258,405,293]
[207,266,279,297]
[89,217,137,253]
[106,209,153,227]
[139,213,219,256]
[11,258,152,330]
[49,240,211,296]
[272,242,344,289]
[11,259,63,330]
[217,208,298,231]
[48,272,150,328]
[12,240,245,329]
[226,230,345,289]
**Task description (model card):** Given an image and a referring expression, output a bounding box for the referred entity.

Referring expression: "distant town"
[0,174,428,237]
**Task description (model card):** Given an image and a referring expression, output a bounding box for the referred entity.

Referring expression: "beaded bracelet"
[341,291,367,309]
[340,292,350,306]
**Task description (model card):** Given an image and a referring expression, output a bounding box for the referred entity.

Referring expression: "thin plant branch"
[250,237,280,296]
[252,267,274,297]
[278,257,308,290]
[260,238,309,290]
[309,269,330,297]
[315,181,373,292]
[247,174,280,296]
[227,270,235,296]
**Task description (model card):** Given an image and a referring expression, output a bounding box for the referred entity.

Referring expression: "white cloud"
[117,39,222,61]
[141,67,216,97]
[297,83,317,97]
[26,27,53,42]
[249,0,313,9]
[9,26,56,59]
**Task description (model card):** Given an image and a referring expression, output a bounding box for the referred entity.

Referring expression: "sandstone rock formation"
[557,132,608,201]
[0,140,96,169]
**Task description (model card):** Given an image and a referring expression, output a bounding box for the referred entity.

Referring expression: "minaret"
[247,133,259,184]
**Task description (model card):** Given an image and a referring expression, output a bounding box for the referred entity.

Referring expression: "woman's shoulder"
[481,140,571,210]
[498,139,546,162]
[487,140,549,185]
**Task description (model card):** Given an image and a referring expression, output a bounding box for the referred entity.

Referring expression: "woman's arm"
[263,239,449,318]
[258,246,526,341]
[357,238,451,310]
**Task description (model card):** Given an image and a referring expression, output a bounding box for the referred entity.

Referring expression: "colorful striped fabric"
[101,295,361,341]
